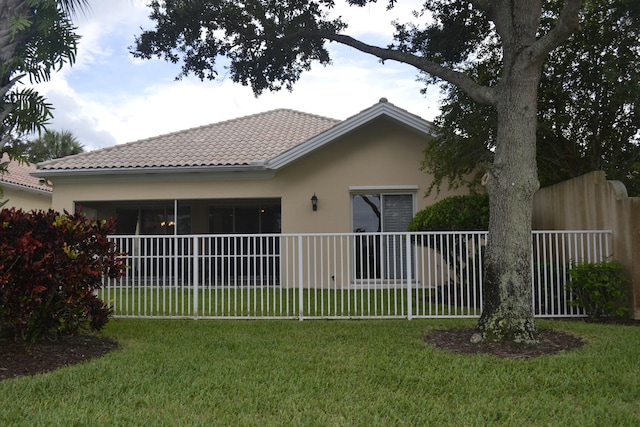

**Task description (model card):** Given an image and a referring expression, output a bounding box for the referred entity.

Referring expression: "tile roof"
[38,109,340,171]
[1,153,52,192]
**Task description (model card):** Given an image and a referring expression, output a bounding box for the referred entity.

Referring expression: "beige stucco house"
[29,99,613,319]
[1,153,52,211]
[32,99,467,235]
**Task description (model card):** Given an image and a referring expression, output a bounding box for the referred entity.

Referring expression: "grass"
[1,319,639,426]
[99,287,481,318]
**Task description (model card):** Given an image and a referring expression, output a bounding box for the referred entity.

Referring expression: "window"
[352,193,413,233]
[352,193,415,281]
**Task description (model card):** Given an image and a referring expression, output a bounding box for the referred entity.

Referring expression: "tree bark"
[473,67,542,345]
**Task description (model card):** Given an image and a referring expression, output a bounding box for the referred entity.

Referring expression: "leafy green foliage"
[2,87,54,136]
[392,0,491,68]
[16,1,80,85]
[134,0,346,95]
[1,0,81,150]
[16,129,84,162]
[567,260,629,319]
[424,0,640,195]
[0,208,125,342]
[408,194,489,232]
[408,194,489,309]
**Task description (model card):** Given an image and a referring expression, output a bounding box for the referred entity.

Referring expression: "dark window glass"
[115,208,138,234]
[352,194,381,232]
[209,199,281,234]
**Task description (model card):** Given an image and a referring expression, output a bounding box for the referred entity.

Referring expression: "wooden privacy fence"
[100,230,612,319]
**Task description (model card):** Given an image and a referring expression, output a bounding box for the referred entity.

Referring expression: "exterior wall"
[275,117,467,233]
[50,117,469,234]
[532,171,640,319]
[1,185,52,211]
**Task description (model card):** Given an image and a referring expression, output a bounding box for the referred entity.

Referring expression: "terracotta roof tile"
[38,109,340,171]
[1,153,52,192]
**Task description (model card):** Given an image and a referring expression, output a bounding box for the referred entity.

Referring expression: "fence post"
[406,233,413,321]
[298,235,304,321]
[193,236,199,319]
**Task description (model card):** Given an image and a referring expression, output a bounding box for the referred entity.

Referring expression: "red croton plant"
[0,208,125,342]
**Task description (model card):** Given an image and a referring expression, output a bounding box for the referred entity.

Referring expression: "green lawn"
[99,287,481,318]
[1,319,639,426]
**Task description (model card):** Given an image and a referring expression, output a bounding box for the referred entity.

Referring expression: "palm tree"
[25,129,84,162]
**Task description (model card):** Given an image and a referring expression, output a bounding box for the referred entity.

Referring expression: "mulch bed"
[426,317,640,359]
[0,334,119,381]
[425,328,585,359]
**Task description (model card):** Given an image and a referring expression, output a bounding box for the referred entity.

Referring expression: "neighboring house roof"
[1,153,52,194]
[33,99,433,180]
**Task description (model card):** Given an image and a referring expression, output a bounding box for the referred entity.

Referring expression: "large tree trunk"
[308,0,580,346]
[473,68,542,345]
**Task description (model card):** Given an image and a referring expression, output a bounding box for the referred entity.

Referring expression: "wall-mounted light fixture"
[311,193,318,211]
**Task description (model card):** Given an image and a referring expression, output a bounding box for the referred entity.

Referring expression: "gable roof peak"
[268,99,434,169]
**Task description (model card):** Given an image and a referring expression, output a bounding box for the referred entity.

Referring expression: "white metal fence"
[100,230,612,319]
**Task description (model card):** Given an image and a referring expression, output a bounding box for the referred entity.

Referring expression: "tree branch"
[301,31,497,106]
[526,0,581,64]
[468,0,498,14]
[1,73,23,99]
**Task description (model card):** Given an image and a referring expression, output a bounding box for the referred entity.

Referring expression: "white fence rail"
[100,230,612,319]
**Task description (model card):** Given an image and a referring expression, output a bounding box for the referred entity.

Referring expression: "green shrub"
[0,208,126,342]
[408,194,489,308]
[567,259,629,319]
[408,193,489,232]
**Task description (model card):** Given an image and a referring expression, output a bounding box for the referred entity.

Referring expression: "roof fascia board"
[349,185,419,192]
[31,165,275,184]
[0,181,52,196]
[267,102,434,170]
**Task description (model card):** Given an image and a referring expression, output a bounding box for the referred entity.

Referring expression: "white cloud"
[31,0,440,151]
[331,0,425,39]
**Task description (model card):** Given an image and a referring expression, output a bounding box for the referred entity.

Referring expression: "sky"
[30,0,442,152]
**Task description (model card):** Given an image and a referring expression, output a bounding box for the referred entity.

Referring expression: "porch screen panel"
[208,199,281,286]
[115,208,138,234]
[209,207,234,233]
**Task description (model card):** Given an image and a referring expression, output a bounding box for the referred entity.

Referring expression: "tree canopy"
[133,1,579,103]
[422,0,640,196]
[133,0,583,345]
